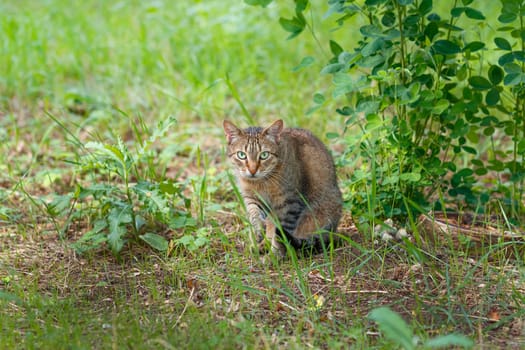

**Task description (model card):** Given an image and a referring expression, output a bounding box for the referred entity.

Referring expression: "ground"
[1,175,524,348]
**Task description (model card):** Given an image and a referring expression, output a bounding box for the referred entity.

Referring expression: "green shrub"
[248,0,525,228]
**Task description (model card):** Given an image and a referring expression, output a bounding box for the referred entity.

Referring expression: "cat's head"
[223,119,283,180]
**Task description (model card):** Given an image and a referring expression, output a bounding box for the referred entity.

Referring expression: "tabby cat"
[223,119,342,257]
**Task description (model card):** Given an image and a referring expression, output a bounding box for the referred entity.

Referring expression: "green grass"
[1,1,340,126]
[0,1,524,349]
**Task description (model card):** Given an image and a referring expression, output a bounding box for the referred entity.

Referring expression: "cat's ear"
[223,120,243,144]
[263,119,284,143]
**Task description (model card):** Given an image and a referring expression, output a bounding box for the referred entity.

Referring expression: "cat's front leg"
[264,217,286,258]
[246,202,265,252]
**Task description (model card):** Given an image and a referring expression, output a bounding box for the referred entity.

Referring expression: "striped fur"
[223,119,342,257]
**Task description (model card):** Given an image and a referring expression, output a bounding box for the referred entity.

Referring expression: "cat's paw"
[259,251,285,265]
[257,239,270,254]
[270,243,286,260]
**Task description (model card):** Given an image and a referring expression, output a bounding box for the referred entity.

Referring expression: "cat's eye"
[259,151,270,160]
[236,151,247,160]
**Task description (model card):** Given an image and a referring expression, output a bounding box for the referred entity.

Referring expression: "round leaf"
[494,37,512,51]
[313,93,325,104]
[432,40,462,55]
[360,25,382,38]
[498,52,516,66]
[498,13,517,23]
[504,62,521,73]
[465,7,485,20]
[485,88,500,106]
[463,41,485,52]
[515,50,525,62]
[488,65,504,85]
[468,76,492,90]
[418,0,432,15]
[504,72,524,86]
[381,11,396,27]
[451,7,465,18]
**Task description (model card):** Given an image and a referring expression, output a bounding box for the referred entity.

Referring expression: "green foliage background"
[250,0,525,231]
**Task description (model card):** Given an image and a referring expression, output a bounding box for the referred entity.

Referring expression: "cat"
[223,119,342,258]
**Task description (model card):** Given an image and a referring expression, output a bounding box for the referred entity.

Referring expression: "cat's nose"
[247,163,258,176]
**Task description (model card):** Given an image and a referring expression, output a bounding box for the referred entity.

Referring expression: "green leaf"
[462,146,477,155]
[518,139,525,154]
[140,233,169,252]
[504,62,522,73]
[419,0,432,15]
[397,0,414,5]
[457,64,468,81]
[358,55,385,68]
[399,172,421,182]
[432,99,450,114]
[498,13,517,23]
[486,88,500,106]
[329,40,343,56]
[514,50,525,62]
[362,38,385,57]
[504,72,525,85]
[194,236,209,249]
[313,93,325,104]
[468,76,492,90]
[451,7,465,18]
[159,181,180,195]
[432,40,462,55]
[488,65,504,85]
[169,215,196,229]
[47,194,72,217]
[381,11,396,27]
[360,24,383,38]
[463,41,484,52]
[424,333,474,348]
[108,206,132,233]
[465,7,485,20]
[295,0,308,12]
[332,74,368,97]
[107,206,132,253]
[365,114,383,131]
[494,37,512,50]
[279,16,305,39]
[244,0,273,7]
[356,100,380,115]
[321,63,346,74]
[499,52,516,65]
[138,115,177,157]
[292,56,315,72]
[369,307,415,350]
